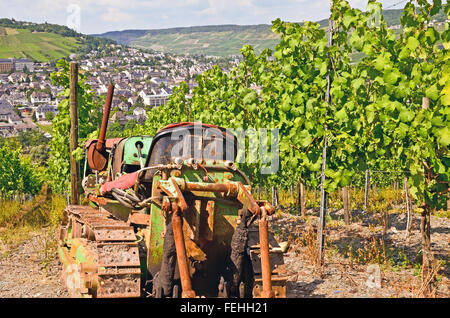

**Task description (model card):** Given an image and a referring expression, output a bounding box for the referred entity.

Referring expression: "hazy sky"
[2,0,409,34]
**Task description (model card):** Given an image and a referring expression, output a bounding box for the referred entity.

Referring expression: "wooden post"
[420,203,432,296]
[404,176,413,237]
[69,62,80,205]
[272,186,277,207]
[275,187,279,207]
[421,97,433,296]
[343,186,350,225]
[364,170,370,211]
[317,18,333,268]
[300,181,306,217]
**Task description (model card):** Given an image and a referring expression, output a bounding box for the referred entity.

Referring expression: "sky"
[1,0,411,35]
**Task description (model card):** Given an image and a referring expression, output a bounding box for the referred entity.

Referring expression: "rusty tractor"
[58,84,287,298]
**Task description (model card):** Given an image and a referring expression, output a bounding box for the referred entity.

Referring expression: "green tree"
[135,95,145,108]
[45,111,54,121]
[47,59,103,193]
[0,143,42,197]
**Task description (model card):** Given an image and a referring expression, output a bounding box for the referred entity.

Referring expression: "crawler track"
[59,205,141,298]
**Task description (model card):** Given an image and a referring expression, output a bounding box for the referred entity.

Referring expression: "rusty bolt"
[172,170,181,177]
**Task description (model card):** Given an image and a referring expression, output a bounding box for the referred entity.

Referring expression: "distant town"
[0,44,238,138]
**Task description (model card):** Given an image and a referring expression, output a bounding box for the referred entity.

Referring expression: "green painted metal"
[148,173,165,276]
[75,245,87,263]
[101,198,134,222]
[122,136,152,166]
[147,163,248,276]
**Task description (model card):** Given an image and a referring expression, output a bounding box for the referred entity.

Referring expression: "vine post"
[364,170,370,211]
[420,97,433,296]
[342,186,350,226]
[298,180,306,217]
[69,62,80,205]
[404,176,413,238]
[317,18,334,269]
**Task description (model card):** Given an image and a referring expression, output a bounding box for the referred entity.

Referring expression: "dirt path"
[0,228,68,298]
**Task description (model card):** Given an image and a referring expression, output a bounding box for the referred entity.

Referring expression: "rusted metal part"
[97,267,141,298]
[157,178,188,213]
[182,181,239,196]
[170,202,196,298]
[253,275,286,298]
[162,177,266,218]
[205,200,215,241]
[236,182,260,215]
[94,227,136,242]
[170,178,188,212]
[86,194,109,206]
[97,243,140,267]
[128,213,151,226]
[60,205,141,298]
[87,84,114,171]
[96,84,114,152]
[257,200,275,215]
[59,246,91,298]
[193,200,201,241]
[258,207,274,298]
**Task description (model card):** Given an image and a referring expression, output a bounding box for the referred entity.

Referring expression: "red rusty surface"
[258,207,274,298]
[86,84,115,171]
[170,202,196,298]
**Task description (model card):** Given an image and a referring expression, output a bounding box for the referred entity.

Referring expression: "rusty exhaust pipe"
[87,84,114,171]
[259,207,274,298]
[171,202,196,298]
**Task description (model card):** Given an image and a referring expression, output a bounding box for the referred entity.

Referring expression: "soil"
[271,207,449,298]
[0,228,68,298]
[0,207,448,298]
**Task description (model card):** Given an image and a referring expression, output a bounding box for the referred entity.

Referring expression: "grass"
[0,185,66,250]
[0,28,80,61]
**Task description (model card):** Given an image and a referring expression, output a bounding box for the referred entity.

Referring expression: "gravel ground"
[0,228,68,298]
[271,208,449,298]
[0,207,447,298]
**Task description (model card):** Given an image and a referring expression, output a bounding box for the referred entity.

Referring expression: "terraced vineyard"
[130,25,280,56]
[0,27,80,61]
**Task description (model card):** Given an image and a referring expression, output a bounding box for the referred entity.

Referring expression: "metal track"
[64,205,141,298]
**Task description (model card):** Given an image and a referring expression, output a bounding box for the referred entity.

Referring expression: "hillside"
[0,19,115,62]
[97,24,279,57]
[0,27,80,61]
[93,9,429,57]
